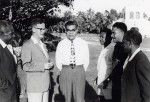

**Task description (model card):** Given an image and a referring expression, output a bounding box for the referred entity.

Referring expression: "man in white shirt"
[122,29,150,102]
[55,20,89,102]
[21,18,53,102]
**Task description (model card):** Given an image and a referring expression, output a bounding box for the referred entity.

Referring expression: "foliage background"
[0,0,124,50]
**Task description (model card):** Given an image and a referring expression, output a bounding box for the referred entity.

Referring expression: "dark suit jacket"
[112,42,128,81]
[122,51,150,102]
[0,44,17,102]
[111,42,128,102]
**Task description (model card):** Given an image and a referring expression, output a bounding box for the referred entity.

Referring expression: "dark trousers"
[59,65,85,102]
[112,79,121,102]
[0,81,18,102]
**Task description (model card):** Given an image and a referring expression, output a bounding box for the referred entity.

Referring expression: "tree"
[94,12,105,33]
[76,11,88,33]
[118,8,125,19]
[64,11,73,20]
[0,0,73,52]
[75,9,119,34]
[0,0,74,45]
[110,9,118,20]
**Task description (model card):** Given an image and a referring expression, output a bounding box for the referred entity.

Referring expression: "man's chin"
[112,39,117,43]
[40,36,44,39]
[124,49,130,53]
[4,39,12,44]
[67,37,75,40]
[69,38,75,41]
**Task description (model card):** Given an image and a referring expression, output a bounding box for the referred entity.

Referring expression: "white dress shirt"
[97,43,115,85]
[97,46,107,85]
[0,39,17,63]
[97,43,115,94]
[55,37,89,71]
[0,39,7,48]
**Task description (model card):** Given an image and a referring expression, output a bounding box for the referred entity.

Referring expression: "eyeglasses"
[34,27,46,31]
[66,29,77,32]
[4,32,14,36]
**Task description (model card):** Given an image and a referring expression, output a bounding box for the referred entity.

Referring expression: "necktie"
[70,41,76,68]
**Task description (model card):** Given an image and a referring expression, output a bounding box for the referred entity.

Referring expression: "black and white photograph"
[0,0,150,102]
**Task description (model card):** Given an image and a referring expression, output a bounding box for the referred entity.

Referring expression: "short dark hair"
[65,20,78,31]
[31,18,45,27]
[130,27,139,32]
[0,20,14,36]
[113,22,127,33]
[100,27,112,47]
[124,29,142,46]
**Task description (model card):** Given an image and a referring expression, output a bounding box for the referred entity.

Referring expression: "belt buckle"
[70,64,76,69]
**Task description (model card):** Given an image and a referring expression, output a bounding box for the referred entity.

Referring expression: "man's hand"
[98,83,104,89]
[44,62,54,70]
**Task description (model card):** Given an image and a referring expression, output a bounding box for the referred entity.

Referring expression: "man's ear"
[130,40,134,47]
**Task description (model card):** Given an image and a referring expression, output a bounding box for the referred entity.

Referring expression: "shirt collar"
[31,36,40,44]
[0,39,7,48]
[128,47,141,61]
[66,37,78,43]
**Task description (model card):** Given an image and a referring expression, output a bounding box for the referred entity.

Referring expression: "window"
[130,11,134,19]
[136,11,140,19]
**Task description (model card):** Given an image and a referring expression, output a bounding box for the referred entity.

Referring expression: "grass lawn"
[141,37,150,48]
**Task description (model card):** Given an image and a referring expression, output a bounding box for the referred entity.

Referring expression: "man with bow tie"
[0,20,18,102]
[21,18,53,102]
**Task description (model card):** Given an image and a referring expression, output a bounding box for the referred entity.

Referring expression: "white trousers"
[27,91,49,102]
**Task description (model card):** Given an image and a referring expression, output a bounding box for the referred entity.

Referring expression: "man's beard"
[124,48,131,54]
[2,36,12,44]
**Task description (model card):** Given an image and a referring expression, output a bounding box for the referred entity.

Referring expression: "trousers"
[59,65,85,102]
[27,91,49,102]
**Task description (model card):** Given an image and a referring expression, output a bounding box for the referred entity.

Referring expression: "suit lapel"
[123,61,131,72]
[30,40,47,58]
[122,57,136,81]
[0,45,17,85]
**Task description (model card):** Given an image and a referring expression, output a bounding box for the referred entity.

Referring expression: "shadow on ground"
[53,81,111,102]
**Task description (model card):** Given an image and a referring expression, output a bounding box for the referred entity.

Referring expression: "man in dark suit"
[0,20,18,102]
[122,29,150,102]
[111,22,128,102]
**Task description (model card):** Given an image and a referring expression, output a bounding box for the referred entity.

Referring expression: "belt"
[70,64,76,69]
[62,64,83,69]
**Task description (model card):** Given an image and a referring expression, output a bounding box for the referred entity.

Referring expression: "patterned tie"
[70,41,76,68]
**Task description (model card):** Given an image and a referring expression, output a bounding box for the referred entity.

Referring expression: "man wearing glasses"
[55,20,89,102]
[21,18,53,102]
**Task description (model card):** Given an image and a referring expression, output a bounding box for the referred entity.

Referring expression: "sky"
[59,0,150,15]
